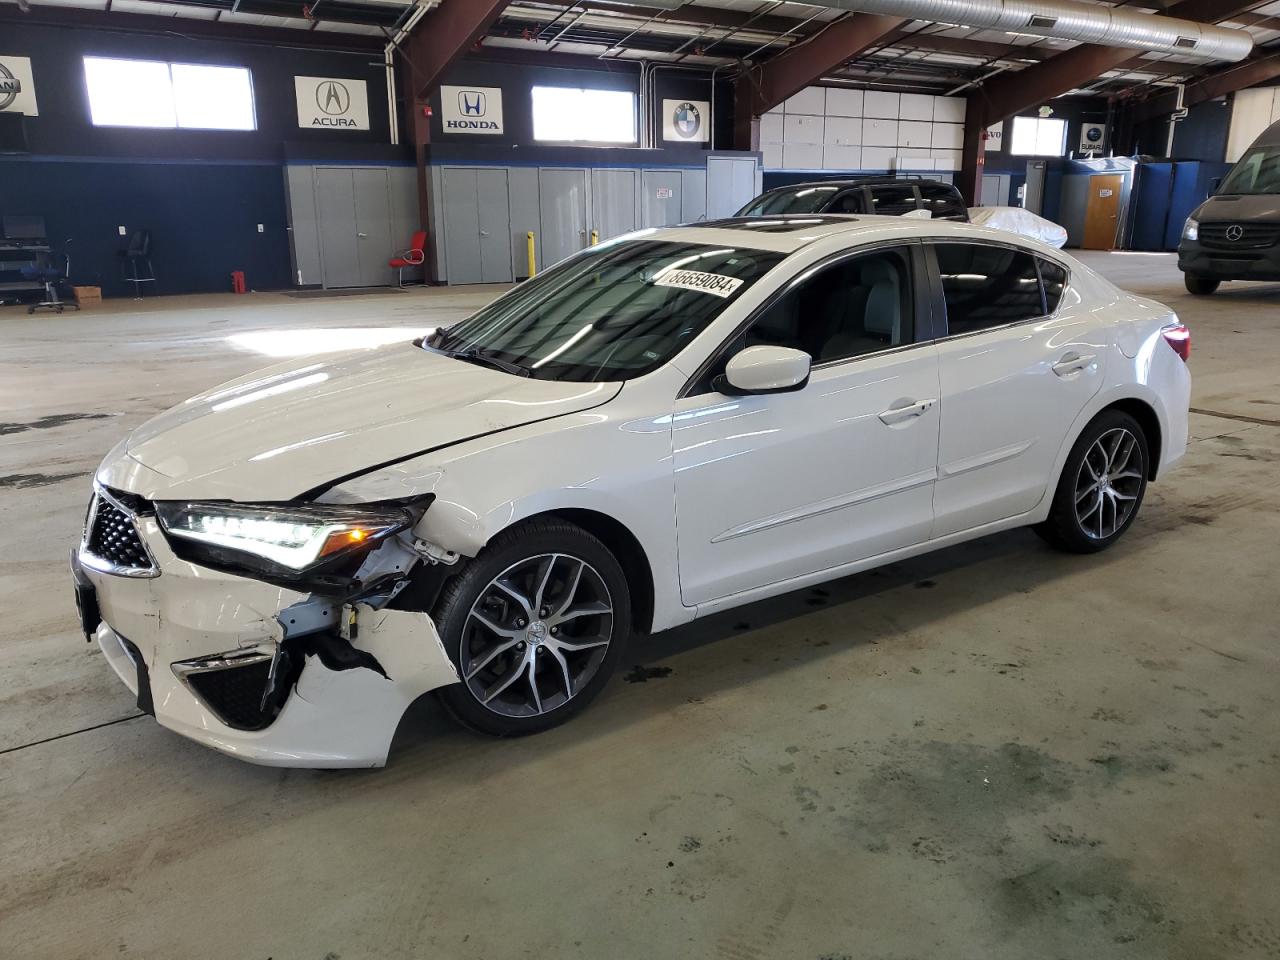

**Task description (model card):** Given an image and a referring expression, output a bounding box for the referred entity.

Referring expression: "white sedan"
[73,216,1191,767]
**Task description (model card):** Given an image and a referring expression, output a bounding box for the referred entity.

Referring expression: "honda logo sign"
[441,85,504,135]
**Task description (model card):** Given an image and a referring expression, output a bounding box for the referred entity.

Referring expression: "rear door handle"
[878,398,936,425]
[1052,352,1096,377]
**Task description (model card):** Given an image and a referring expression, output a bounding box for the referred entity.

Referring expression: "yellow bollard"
[590,230,599,245]
[526,232,536,279]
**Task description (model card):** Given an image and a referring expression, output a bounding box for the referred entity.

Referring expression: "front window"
[1219,146,1280,196]
[737,186,839,216]
[430,240,783,382]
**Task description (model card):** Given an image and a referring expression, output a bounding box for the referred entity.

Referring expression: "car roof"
[641,215,1047,255]
[758,177,958,192]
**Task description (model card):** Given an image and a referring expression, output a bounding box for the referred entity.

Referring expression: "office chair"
[118,229,155,299]
[24,239,80,315]
[389,230,427,287]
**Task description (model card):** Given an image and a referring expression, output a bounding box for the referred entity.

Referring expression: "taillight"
[1162,323,1190,362]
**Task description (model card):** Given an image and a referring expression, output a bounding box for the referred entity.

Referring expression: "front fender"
[319,369,693,632]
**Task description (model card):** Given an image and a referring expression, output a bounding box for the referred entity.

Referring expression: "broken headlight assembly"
[155,501,418,586]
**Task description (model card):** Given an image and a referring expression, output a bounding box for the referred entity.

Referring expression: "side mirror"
[721,345,811,394]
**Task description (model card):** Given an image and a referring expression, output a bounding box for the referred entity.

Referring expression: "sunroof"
[690,216,857,233]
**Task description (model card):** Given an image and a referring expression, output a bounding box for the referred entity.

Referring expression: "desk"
[0,242,52,304]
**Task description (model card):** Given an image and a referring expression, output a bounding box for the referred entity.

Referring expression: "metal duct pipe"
[815,0,1253,61]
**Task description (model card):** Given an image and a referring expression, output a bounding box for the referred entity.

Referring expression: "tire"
[1184,274,1220,296]
[1036,410,1149,554]
[433,518,631,736]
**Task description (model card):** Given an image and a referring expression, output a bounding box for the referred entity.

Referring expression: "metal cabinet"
[590,169,638,241]
[706,156,759,220]
[642,169,684,228]
[539,168,590,268]
[314,167,394,289]
[441,167,514,285]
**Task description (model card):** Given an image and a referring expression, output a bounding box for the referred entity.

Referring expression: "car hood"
[1195,194,1280,221]
[98,343,620,501]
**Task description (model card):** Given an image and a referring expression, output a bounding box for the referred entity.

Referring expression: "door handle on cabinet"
[878,398,936,425]
[1052,353,1096,377]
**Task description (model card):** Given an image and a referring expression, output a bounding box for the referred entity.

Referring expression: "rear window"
[934,242,1044,334]
[918,183,967,220]
[868,184,919,216]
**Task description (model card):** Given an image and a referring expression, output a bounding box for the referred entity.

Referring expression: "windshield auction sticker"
[653,269,744,299]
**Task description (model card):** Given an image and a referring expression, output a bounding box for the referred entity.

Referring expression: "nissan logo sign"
[1225,224,1244,242]
[0,63,21,112]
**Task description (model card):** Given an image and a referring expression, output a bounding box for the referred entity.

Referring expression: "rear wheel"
[434,518,630,736]
[1036,410,1149,554]
[1184,274,1220,295]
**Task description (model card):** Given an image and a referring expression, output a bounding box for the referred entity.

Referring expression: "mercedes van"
[1178,117,1280,295]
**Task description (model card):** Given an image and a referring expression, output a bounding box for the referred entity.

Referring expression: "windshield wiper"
[442,347,532,378]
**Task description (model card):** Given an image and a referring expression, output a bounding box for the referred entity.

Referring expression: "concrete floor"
[1,257,1277,960]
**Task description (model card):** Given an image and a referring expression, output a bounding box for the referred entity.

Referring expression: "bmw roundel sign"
[662,98,710,143]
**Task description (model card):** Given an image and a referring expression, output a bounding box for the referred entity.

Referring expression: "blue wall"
[0,17,393,297]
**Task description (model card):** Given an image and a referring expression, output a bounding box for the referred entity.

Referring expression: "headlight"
[156,501,413,574]
[1181,217,1199,241]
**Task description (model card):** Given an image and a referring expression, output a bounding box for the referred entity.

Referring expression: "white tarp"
[968,206,1069,249]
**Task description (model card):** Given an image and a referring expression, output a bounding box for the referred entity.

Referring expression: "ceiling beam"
[880,30,1051,63]
[1131,50,1280,121]
[539,1,818,37]
[0,2,385,49]
[402,0,511,100]
[956,0,1263,203]
[732,13,907,149]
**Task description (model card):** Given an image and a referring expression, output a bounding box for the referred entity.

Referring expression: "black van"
[736,177,970,222]
[1178,118,1280,295]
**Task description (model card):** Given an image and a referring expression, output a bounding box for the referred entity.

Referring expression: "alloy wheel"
[460,553,614,718]
[1074,427,1144,540]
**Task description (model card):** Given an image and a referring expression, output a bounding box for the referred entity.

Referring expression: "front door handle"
[1052,352,1097,377]
[878,398,936,425]
[357,232,368,239]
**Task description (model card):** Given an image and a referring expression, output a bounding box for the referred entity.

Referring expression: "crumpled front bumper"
[78,514,458,768]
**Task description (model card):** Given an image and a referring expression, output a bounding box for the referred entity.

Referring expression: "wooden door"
[1083,174,1123,249]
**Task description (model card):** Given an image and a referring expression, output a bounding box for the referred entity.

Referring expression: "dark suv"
[736,177,969,221]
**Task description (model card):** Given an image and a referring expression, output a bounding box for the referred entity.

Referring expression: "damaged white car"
[73,216,1191,767]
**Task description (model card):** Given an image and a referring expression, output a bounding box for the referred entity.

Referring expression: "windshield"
[1219,146,1280,196]
[430,239,783,382]
[737,186,840,216]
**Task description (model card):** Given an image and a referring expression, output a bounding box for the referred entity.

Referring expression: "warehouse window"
[84,57,256,131]
[531,86,635,144]
[1010,116,1066,157]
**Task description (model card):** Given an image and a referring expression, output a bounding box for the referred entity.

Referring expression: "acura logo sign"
[316,80,351,117]
[0,63,20,112]
[1225,224,1244,242]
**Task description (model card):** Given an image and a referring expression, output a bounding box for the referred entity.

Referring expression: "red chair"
[390,230,427,287]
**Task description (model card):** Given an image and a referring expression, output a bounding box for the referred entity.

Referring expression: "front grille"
[84,491,153,573]
[185,659,275,730]
[1199,222,1280,250]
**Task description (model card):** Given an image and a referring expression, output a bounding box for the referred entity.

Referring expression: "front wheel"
[1184,274,1220,295]
[434,518,631,736]
[1036,410,1149,554]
